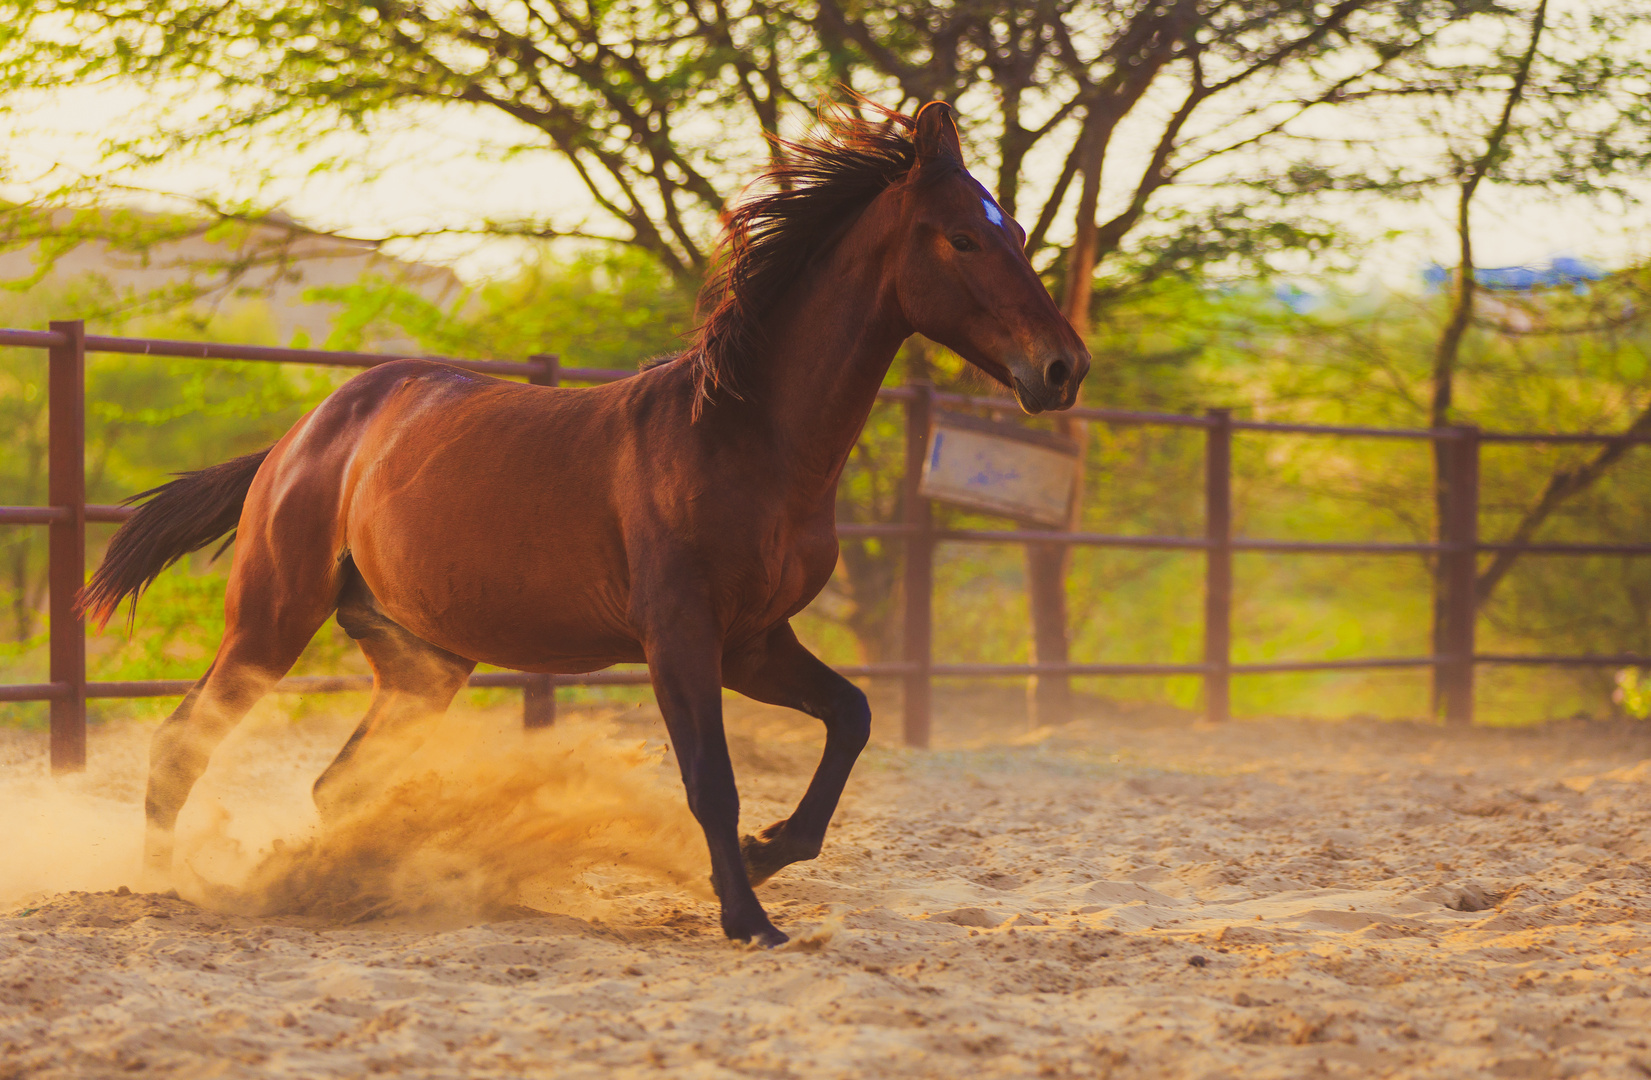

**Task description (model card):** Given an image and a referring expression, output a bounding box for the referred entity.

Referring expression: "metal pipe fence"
[6,321,1651,768]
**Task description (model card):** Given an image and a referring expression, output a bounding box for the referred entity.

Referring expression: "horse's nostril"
[1046,360,1070,388]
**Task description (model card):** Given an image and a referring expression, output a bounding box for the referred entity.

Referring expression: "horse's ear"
[912,100,962,167]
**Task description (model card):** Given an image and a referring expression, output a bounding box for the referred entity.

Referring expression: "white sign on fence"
[918,412,1080,527]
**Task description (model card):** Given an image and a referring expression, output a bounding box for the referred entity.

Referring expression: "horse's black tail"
[78,448,273,629]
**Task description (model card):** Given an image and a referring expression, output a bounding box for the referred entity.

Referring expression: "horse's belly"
[396,580,641,671]
[351,513,640,671]
[425,602,644,672]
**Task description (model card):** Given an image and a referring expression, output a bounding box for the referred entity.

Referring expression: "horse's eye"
[950,234,978,252]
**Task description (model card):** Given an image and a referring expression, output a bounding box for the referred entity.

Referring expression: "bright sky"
[6,74,1651,292]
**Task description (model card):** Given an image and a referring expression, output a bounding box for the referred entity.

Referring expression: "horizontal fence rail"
[7,324,1651,766]
[0,327,555,378]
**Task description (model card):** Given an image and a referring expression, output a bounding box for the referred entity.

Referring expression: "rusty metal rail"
[7,325,1651,768]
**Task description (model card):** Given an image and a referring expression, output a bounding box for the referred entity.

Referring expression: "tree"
[1403,0,1651,713]
[2,0,1486,306]
[1424,0,1552,715]
[0,0,810,287]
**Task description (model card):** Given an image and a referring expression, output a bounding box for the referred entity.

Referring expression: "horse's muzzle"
[1013,350,1089,414]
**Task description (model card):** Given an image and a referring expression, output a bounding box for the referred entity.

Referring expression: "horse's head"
[891,101,1089,414]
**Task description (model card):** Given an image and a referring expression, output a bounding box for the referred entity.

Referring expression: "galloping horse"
[80,101,1089,946]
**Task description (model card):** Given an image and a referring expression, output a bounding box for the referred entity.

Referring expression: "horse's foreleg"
[645,614,787,947]
[723,622,871,886]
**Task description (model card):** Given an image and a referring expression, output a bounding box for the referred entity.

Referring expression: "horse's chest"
[737,528,837,623]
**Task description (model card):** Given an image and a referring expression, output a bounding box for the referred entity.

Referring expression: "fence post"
[1203,409,1232,724]
[523,354,560,730]
[1025,543,1071,725]
[49,320,87,772]
[1438,425,1480,726]
[1025,419,1082,727]
[902,381,934,749]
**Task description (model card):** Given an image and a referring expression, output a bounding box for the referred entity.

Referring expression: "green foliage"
[0,274,347,724]
[315,248,695,369]
[1612,668,1651,721]
[1174,272,1651,722]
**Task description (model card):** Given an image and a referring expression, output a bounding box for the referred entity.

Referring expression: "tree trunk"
[1025,113,1108,726]
[1060,113,1110,338]
[1026,536,1073,727]
[1427,0,1547,717]
[1430,187,1476,715]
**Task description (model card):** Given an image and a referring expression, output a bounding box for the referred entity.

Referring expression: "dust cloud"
[0,768,147,906]
[197,713,712,923]
[1,705,710,922]
[0,724,148,906]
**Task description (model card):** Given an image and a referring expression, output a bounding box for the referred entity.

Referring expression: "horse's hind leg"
[722,622,871,886]
[144,556,338,878]
[311,568,474,822]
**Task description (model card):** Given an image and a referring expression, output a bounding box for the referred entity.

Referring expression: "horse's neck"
[742,239,909,509]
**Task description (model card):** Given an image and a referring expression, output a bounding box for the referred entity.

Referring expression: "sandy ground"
[2,694,1650,1079]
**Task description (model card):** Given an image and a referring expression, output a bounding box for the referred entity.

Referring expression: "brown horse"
[79,101,1089,946]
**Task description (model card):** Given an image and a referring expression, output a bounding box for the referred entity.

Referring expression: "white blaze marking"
[981,197,1005,228]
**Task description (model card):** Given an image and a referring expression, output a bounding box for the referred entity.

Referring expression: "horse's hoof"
[741,924,790,949]
[740,822,819,887]
[740,833,784,887]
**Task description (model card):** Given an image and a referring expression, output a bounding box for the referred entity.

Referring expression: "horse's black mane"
[683,104,959,412]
